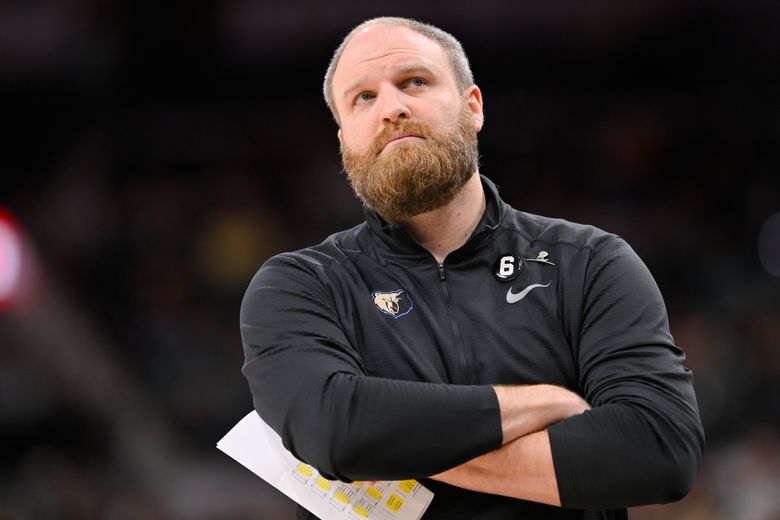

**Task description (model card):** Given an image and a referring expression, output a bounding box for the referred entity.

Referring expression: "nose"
[379,88,411,124]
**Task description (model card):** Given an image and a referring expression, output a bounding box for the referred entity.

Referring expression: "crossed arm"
[242,245,703,508]
[429,384,590,506]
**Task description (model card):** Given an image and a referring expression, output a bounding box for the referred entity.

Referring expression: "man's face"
[331,25,484,220]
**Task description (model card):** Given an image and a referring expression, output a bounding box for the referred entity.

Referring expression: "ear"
[337,128,343,143]
[464,85,484,132]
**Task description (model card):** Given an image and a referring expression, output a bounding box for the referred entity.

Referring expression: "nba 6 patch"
[371,289,414,319]
[493,254,522,281]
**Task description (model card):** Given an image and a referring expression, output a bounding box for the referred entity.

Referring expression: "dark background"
[1,1,779,518]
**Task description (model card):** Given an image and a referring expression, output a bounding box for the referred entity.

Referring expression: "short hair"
[323,17,474,124]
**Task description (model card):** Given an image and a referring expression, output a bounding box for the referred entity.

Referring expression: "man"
[240,16,704,519]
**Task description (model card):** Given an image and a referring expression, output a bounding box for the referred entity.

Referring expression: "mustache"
[369,120,435,156]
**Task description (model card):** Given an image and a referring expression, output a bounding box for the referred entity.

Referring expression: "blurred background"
[1,0,779,518]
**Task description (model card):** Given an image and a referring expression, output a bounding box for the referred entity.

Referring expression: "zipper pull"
[438,263,446,281]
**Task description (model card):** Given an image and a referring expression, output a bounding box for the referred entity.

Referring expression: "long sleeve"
[240,252,502,482]
[548,236,705,508]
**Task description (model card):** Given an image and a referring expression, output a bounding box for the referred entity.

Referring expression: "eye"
[407,77,426,88]
[355,91,375,105]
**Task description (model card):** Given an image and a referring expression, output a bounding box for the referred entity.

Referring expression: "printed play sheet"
[217,411,434,520]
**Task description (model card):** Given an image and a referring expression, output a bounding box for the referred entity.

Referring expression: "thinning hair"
[323,17,474,124]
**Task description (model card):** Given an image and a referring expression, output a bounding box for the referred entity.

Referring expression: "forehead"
[333,25,453,90]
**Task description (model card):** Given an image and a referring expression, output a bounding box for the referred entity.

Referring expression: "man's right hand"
[492,385,590,445]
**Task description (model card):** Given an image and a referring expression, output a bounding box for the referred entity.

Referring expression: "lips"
[382,133,423,150]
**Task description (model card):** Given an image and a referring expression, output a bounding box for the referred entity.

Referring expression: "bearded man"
[240,17,704,520]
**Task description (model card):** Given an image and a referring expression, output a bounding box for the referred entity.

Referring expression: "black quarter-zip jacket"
[240,175,704,519]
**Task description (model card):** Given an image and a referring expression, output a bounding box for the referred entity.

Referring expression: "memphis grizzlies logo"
[371,289,414,319]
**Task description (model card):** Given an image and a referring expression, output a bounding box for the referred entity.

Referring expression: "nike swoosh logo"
[506,281,552,304]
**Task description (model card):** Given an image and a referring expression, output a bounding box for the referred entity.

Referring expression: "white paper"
[217,411,434,520]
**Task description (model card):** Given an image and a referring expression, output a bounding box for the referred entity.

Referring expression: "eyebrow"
[341,64,437,102]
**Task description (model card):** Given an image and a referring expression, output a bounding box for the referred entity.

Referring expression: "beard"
[340,104,479,221]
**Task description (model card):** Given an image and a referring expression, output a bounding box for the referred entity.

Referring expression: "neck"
[389,173,486,264]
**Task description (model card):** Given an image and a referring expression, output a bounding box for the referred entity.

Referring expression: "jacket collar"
[364,174,507,259]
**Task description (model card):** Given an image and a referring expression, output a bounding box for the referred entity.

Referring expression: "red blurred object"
[0,206,23,309]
